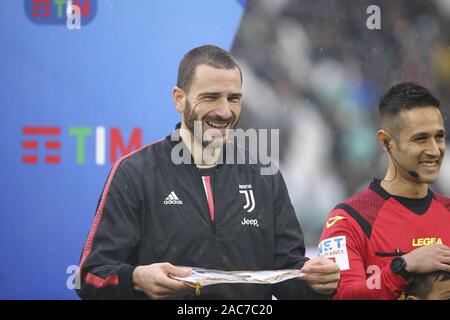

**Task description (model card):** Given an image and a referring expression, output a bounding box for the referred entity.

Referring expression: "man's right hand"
[402,243,450,273]
[132,262,192,299]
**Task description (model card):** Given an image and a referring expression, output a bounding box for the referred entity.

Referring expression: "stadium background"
[1,0,449,299]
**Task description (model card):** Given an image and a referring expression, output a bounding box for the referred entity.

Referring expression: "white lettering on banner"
[318,236,350,270]
[95,126,106,165]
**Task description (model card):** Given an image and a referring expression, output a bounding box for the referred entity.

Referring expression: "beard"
[183,99,239,148]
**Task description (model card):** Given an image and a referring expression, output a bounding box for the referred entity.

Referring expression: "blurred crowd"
[232,0,450,246]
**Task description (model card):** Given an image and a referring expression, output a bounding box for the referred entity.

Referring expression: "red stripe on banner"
[84,273,119,288]
[22,141,39,149]
[45,155,61,164]
[202,176,215,221]
[22,155,38,164]
[45,141,61,150]
[23,127,61,135]
[78,138,165,288]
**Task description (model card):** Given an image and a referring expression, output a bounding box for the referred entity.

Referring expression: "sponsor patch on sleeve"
[326,215,346,228]
[318,236,350,270]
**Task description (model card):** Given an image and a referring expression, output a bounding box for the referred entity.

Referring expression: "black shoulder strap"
[335,203,373,239]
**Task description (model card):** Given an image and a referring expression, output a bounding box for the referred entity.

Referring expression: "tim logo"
[21,126,142,165]
[239,184,255,213]
[22,126,62,164]
[24,0,97,25]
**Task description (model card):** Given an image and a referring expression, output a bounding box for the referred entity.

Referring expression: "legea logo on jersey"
[412,237,443,247]
[318,236,350,270]
[21,126,142,165]
[24,0,97,26]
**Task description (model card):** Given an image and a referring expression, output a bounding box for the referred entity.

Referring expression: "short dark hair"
[378,82,440,137]
[177,45,242,93]
[379,82,440,124]
[405,271,450,299]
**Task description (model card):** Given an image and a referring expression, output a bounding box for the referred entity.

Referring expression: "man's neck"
[179,123,222,167]
[380,168,428,198]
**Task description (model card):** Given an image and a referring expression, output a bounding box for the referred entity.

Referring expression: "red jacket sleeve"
[319,209,408,300]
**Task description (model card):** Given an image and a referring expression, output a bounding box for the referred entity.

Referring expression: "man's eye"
[228,97,241,103]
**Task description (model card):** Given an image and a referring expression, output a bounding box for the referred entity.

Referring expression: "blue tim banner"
[24,0,97,25]
[0,0,245,299]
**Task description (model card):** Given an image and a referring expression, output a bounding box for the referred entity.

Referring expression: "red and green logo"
[22,126,142,165]
[25,0,97,26]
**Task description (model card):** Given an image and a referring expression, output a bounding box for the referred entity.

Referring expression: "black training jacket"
[76,126,325,300]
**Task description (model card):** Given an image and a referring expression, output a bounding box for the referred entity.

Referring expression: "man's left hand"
[300,257,340,295]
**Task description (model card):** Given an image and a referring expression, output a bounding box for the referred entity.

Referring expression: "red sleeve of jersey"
[319,209,408,300]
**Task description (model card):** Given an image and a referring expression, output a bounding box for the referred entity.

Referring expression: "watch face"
[390,257,412,281]
[391,257,405,272]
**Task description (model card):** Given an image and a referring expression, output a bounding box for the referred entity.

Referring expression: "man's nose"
[425,139,442,158]
[215,99,232,119]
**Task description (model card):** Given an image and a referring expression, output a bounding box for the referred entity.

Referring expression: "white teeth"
[206,121,229,128]
[419,161,436,167]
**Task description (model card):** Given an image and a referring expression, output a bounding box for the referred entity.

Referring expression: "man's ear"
[376,129,393,151]
[173,87,186,113]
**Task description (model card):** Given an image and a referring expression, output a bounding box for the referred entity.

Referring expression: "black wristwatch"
[390,257,413,281]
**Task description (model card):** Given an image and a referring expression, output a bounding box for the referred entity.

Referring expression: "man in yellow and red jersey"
[319,82,450,299]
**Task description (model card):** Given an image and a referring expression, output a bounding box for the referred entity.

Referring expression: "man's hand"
[132,262,192,299]
[300,257,340,295]
[402,243,450,273]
